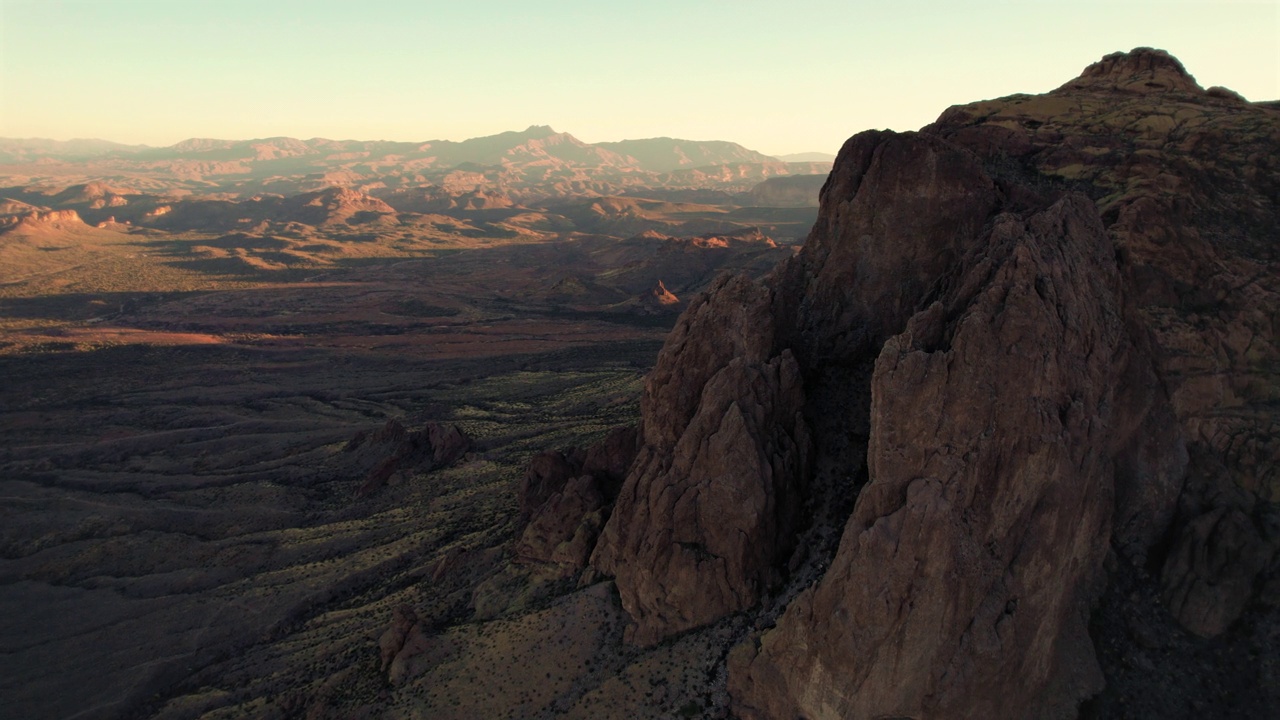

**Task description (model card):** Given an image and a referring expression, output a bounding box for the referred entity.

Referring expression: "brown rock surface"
[580,424,640,496]
[583,47,1277,716]
[518,448,585,522]
[514,425,640,572]
[1061,47,1204,95]
[516,474,609,570]
[378,604,419,673]
[925,46,1280,640]
[590,274,812,645]
[1161,505,1273,639]
[732,194,1147,719]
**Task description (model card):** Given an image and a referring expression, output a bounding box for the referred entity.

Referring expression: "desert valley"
[2,48,1279,720]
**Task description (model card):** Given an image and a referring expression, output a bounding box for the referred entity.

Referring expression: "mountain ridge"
[1,128,787,170]
[0,128,833,201]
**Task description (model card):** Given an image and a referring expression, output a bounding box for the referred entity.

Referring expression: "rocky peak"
[640,279,679,306]
[521,124,557,138]
[1060,46,1203,94]
[582,47,1279,717]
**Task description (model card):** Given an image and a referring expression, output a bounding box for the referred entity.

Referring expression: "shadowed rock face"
[590,275,812,645]
[515,426,640,573]
[924,47,1280,647]
[347,419,471,496]
[731,190,1153,719]
[585,47,1279,715]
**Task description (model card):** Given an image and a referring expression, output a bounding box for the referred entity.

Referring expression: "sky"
[1,0,1277,156]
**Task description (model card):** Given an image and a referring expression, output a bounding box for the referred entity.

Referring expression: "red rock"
[580,424,640,499]
[636,279,680,310]
[426,421,470,467]
[513,425,640,573]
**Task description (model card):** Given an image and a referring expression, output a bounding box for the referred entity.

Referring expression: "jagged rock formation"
[515,426,639,573]
[728,179,1178,719]
[582,47,1280,715]
[632,279,682,314]
[590,275,812,645]
[346,419,471,496]
[923,47,1280,649]
[292,186,397,226]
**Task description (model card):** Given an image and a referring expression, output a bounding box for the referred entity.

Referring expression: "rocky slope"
[578,48,1279,717]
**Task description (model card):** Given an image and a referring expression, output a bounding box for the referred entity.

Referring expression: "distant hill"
[775,151,836,162]
[1,128,781,173]
[594,137,776,172]
[0,128,828,199]
[0,138,150,163]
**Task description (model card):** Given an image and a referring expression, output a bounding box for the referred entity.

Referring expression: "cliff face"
[586,48,1279,715]
[590,275,812,645]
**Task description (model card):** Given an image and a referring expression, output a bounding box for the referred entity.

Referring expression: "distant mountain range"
[0,126,833,199]
[0,126,829,171]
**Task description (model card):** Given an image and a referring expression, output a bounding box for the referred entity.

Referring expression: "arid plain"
[0,130,825,718]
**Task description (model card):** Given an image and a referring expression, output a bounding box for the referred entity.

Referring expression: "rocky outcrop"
[1161,504,1273,638]
[924,46,1280,643]
[0,208,88,235]
[378,603,419,672]
[291,186,397,226]
[516,474,610,570]
[731,191,1159,719]
[590,275,811,645]
[633,279,681,314]
[515,426,639,573]
[582,47,1278,715]
[1061,47,1204,94]
[519,448,585,523]
[347,419,471,496]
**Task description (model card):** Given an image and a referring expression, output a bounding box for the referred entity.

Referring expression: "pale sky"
[1,0,1276,155]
